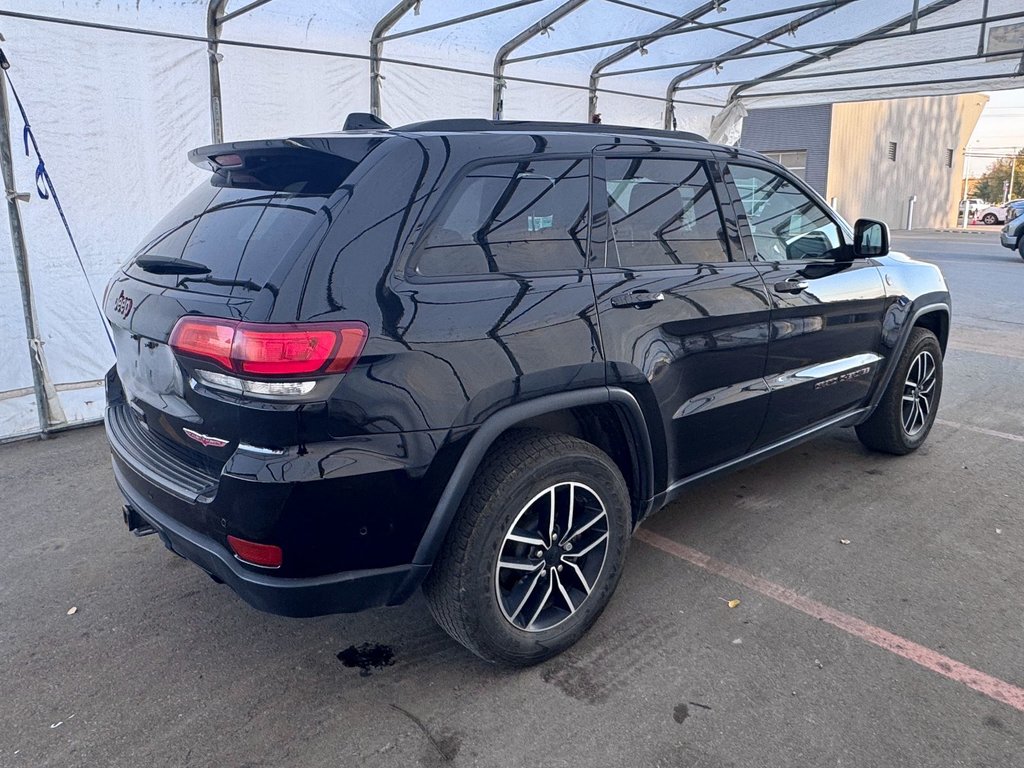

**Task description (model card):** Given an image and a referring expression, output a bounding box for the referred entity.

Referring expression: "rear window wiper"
[136,256,212,275]
[176,274,266,293]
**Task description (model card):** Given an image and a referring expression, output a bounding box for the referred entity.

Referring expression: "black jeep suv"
[104,117,950,665]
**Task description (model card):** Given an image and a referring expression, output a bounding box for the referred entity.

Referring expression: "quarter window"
[729,164,843,262]
[604,157,729,267]
[415,158,589,276]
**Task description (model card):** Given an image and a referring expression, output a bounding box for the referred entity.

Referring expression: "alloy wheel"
[901,350,936,436]
[494,482,609,632]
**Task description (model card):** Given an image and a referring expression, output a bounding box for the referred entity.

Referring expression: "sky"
[964,88,1024,178]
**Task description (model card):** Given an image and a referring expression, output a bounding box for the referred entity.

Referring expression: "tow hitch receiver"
[122,505,156,537]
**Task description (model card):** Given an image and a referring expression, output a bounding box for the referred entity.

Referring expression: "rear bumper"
[113,460,429,617]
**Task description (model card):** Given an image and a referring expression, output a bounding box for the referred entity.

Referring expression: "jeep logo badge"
[113,290,134,320]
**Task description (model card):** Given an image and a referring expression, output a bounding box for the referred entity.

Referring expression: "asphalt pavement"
[1,230,1021,767]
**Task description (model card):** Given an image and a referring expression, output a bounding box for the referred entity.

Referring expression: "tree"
[972,150,1024,203]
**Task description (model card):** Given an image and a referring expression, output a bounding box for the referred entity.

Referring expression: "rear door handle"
[610,291,665,308]
[773,279,809,295]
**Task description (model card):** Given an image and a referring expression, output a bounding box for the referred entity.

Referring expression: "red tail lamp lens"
[227,535,283,568]
[170,318,368,376]
[168,318,235,371]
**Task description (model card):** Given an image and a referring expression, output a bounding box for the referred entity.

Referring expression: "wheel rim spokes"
[495,481,609,632]
[901,350,936,436]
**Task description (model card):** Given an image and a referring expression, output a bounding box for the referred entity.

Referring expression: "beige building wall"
[825,94,987,230]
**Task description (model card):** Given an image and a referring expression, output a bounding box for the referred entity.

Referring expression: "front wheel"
[856,328,943,455]
[982,213,999,225]
[423,431,631,666]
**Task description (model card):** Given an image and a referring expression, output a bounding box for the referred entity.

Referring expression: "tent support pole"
[977,0,989,55]
[371,1,420,119]
[589,1,724,123]
[662,0,858,128]
[493,0,591,120]
[0,78,59,434]
[206,0,229,143]
[726,0,966,102]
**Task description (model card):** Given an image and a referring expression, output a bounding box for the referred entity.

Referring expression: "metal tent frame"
[199,0,1023,139]
[2,0,1023,437]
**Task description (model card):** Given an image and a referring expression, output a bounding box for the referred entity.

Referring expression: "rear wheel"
[856,328,943,455]
[423,431,631,666]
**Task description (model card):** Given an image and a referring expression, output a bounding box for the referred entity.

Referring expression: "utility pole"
[1008,148,1018,203]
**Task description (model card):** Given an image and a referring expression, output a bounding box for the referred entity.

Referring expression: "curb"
[916,228,998,235]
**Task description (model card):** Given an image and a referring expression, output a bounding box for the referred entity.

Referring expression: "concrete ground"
[2,231,1022,768]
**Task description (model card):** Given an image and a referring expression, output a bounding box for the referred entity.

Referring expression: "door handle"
[773,279,809,295]
[610,291,665,308]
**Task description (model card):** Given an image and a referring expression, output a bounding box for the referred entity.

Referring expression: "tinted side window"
[729,164,843,262]
[604,157,728,267]
[414,158,589,276]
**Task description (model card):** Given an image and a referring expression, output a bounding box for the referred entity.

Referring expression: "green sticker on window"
[527,215,553,232]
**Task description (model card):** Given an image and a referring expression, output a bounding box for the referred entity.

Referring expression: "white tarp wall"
[0,0,1021,440]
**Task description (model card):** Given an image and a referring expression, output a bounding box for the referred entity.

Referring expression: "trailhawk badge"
[183,428,230,448]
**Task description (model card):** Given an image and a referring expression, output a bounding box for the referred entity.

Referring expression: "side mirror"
[853,219,889,257]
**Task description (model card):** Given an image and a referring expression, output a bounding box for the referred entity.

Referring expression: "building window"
[945,148,954,168]
[887,142,898,162]
[761,150,808,180]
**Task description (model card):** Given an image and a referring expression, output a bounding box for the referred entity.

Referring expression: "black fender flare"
[410,387,654,569]
[863,299,950,418]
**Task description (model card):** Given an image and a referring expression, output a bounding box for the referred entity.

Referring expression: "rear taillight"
[169,317,368,377]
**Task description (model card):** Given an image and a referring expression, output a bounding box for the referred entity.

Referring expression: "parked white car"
[978,200,1024,225]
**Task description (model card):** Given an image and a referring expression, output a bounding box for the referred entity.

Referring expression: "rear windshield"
[126,146,371,295]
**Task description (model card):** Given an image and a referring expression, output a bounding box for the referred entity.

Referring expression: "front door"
[722,161,888,447]
[590,148,772,483]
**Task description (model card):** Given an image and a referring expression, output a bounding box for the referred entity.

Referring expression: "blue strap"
[4,69,113,351]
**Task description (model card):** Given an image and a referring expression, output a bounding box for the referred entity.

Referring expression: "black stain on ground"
[542,663,609,705]
[983,715,1008,733]
[673,703,689,724]
[336,643,395,676]
[689,701,713,710]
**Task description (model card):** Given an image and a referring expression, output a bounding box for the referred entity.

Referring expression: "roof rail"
[393,118,707,143]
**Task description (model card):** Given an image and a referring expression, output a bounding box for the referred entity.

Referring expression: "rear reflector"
[170,318,368,377]
[227,535,283,568]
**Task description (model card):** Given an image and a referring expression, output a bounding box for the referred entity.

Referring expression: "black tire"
[982,213,999,225]
[423,430,631,666]
[1018,236,1024,261]
[856,328,943,455]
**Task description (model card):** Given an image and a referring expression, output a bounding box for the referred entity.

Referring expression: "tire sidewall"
[893,331,943,450]
[460,450,630,664]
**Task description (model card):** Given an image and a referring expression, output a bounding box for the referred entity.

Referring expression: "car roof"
[391,118,708,144]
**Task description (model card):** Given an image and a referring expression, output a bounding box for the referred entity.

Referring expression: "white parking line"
[948,341,1024,361]
[937,419,1024,443]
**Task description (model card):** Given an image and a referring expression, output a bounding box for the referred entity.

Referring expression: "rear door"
[589,146,771,483]
[721,160,888,446]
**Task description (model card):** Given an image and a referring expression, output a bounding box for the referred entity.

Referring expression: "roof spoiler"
[342,112,391,131]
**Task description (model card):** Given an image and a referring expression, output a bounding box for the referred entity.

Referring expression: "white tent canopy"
[0,0,1021,440]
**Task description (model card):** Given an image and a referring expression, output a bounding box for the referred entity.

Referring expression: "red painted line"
[635,528,1024,713]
